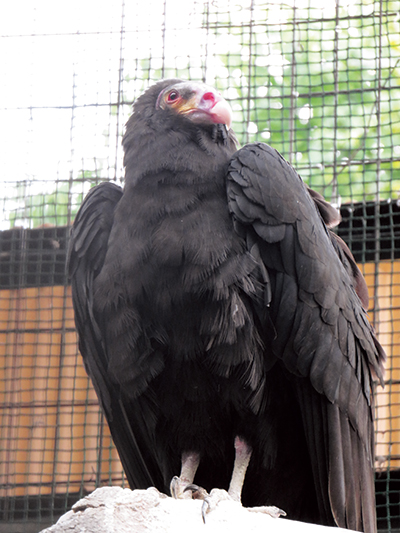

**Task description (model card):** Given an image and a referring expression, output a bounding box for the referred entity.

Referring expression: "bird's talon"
[183,483,209,500]
[170,476,196,500]
[202,498,211,523]
[170,476,180,499]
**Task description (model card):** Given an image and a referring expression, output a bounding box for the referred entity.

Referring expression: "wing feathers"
[68,182,164,490]
[227,142,385,532]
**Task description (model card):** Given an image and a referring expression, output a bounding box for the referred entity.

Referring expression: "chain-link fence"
[0,0,399,531]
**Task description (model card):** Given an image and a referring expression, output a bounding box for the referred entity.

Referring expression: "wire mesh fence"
[0,0,399,531]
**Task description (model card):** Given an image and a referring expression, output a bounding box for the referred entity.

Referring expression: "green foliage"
[211,1,400,204]
[9,171,98,228]
[9,1,400,231]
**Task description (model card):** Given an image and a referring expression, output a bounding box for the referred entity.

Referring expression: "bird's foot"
[170,451,201,500]
[170,476,200,500]
[246,505,286,518]
[184,485,224,522]
[184,485,286,523]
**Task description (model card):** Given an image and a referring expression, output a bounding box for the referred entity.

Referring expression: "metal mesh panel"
[0,0,399,530]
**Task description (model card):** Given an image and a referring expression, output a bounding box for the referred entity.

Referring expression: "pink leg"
[228,436,252,502]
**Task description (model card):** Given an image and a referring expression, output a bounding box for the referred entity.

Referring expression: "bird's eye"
[167,90,180,103]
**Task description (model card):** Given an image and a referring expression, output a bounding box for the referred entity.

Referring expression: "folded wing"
[227,142,385,532]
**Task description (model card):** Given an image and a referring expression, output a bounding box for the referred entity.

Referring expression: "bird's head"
[155,80,233,130]
[123,79,237,177]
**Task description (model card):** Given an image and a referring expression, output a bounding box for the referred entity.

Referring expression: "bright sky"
[0,0,346,227]
[0,0,222,223]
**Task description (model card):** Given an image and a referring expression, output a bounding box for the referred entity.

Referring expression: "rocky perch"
[40,486,357,533]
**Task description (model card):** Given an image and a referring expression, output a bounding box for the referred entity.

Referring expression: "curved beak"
[180,84,232,129]
[196,90,232,129]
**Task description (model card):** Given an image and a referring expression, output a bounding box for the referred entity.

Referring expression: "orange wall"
[0,286,124,497]
[361,262,400,471]
[0,267,398,498]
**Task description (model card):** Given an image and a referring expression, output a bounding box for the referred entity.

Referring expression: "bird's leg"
[170,451,200,499]
[196,436,250,518]
[228,436,252,502]
[200,436,286,521]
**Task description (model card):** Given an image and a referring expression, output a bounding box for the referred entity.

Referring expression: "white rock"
[39,486,357,533]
